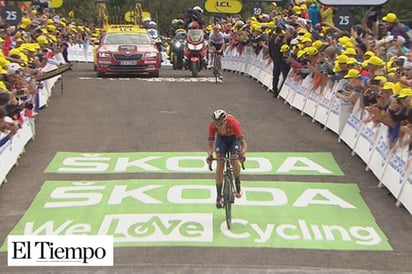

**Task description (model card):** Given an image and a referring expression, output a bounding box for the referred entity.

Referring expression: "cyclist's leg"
[217,55,222,71]
[213,53,218,75]
[208,48,214,69]
[215,44,223,79]
[230,139,242,197]
[215,135,227,208]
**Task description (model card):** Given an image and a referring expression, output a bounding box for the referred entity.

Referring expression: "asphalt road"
[0,63,411,273]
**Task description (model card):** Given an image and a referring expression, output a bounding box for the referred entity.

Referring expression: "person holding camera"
[384,88,412,148]
[0,105,18,137]
[394,61,412,90]
[4,63,37,120]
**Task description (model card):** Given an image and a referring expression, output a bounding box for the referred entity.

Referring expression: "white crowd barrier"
[68,43,94,63]
[0,54,64,185]
[222,46,412,215]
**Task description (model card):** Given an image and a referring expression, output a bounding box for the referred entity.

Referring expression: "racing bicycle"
[211,50,221,83]
[209,152,245,229]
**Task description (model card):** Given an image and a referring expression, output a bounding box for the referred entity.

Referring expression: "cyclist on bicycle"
[208,24,226,80]
[206,109,247,208]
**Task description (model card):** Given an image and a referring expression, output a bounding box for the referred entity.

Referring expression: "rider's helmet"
[193,6,204,14]
[188,21,200,29]
[171,18,179,26]
[175,28,187,34]
[212,109,227,121]
[176,19,184,27]
[148,21,157,29]
[143,17,151,25]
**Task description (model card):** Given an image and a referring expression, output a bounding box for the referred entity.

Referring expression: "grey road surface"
[0,64,411,273]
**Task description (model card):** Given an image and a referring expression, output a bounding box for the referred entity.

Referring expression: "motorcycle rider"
[146,21,163,53]
[208,24,226,80]
[183,20,208,74]
[170,28,187,69]
[169,18,185,37]
[185,6,205,29]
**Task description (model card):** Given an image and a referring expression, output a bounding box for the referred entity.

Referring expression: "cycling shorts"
[211,42,224,56]
[215,135,241,157]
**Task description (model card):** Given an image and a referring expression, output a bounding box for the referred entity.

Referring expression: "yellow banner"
[205,0,242,14]
[50,0,63,9]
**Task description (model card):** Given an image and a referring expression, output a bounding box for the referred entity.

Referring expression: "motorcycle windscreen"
[187,30,204,43]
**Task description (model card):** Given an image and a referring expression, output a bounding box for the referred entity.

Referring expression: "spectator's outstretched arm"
[360,8,374,35]
[321,22,342,34]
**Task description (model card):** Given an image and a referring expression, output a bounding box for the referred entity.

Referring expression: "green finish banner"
[1,180,390,251]
[45,152,344,175]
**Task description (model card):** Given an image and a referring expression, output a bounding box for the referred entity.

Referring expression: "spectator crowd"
[0,3,98,143]
[189,0,412,150]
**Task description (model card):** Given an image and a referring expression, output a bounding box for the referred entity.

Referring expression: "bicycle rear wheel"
[212,54,218,83]
[223,175,232,229]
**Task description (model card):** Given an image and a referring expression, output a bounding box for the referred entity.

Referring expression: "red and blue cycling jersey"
[208,115,244,141]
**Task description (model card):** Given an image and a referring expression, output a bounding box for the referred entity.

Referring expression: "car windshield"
[103,33,152,45]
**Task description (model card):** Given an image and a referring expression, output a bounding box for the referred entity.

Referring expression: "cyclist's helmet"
[148,21,157,29]
[188,21,200,29]
[212,109,227,121]
[176,19,184,27]
[171,18,179,26]
[213,24,222,31]
[193,6,204,14]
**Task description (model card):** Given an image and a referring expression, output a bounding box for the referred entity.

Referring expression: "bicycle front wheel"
[212,54,219,83]
[223,175,232,230]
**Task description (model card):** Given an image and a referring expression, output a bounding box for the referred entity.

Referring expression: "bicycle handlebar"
[208,157,245,171]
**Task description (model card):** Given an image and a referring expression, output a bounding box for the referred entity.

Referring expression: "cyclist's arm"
[207,139,214,156]
[207,121,217,156]
[220,42,225,52]
[239,138,247,156]
[208,41,216,51]
[231,118,246,155]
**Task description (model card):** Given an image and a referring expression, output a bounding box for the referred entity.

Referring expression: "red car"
[95,26,161,77]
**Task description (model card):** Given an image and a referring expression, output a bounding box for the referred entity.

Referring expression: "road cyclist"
[206,109,247,209]
[208,24,226,80]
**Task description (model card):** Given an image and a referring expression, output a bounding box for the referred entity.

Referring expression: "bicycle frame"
[209,152,245,230]
[223,155,235,229]
[211,50,221,83]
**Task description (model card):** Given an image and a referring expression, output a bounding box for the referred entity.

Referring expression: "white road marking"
[78,77,221,83]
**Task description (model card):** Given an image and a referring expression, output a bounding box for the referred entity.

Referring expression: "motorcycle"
[183,29,207,77]
[170,31,186,70]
